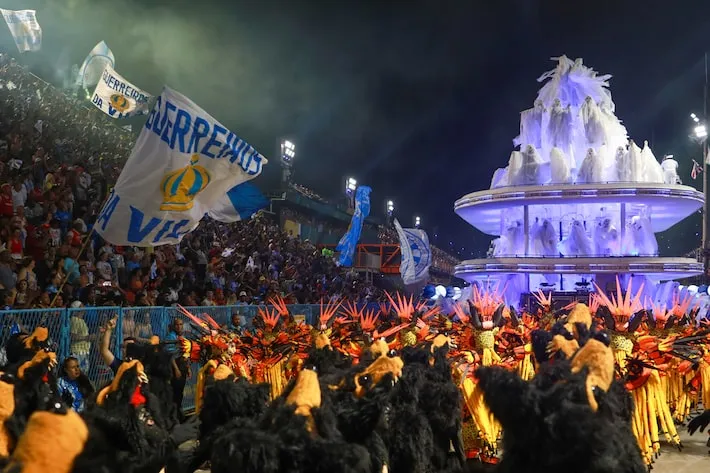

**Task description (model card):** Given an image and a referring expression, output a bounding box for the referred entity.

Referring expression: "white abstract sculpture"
[661,155,680,185]
[507,55,665,186]
[623,215,658,256]
[558,219,593,257]
[592,216,620,256]
[530,218,559,256]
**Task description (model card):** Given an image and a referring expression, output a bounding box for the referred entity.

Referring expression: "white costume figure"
[579,96,606,148]
[507,150,524,185]
[530,218,558,256]
[496,220,525,256]
[623,215,658,256]
[519,145,544,185]
[661,155,680,185]
[592,216,620,256]
[549,147,571,183]
[547,99,573,148]
[577,148,603,184]
[627,140,643,182]
[615,145,631,182]
[515,99,545,149]
[490,167,509,189]
[558,219,593,257]
[641,141,664,183]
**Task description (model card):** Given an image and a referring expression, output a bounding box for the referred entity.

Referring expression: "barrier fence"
[0,304,333,412]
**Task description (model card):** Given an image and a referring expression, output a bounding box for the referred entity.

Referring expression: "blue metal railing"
[0,304,345,412]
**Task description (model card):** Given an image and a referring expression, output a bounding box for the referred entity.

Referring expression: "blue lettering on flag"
[127,206,192,244]
[143,95,264,176]
[96,191,120,231]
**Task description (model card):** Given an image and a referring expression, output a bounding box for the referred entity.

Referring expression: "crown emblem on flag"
[110,94,130,112]
[159,154,211,211]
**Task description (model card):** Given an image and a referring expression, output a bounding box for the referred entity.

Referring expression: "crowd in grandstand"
[0,54,395,317]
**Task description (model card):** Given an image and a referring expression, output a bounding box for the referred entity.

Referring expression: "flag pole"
[49,191,112,308]
[49,226,96,308]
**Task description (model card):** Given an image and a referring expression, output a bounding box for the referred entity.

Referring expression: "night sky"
[3,0,710,259]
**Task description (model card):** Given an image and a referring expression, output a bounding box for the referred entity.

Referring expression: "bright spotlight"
[688,285,699,294]
[414,216,421,228]
[695,125,707,139]
[452,287,462,300]
[386,200,394,215]
[346,177,357,192]
[435,285,447,298]
[280,140,296,166]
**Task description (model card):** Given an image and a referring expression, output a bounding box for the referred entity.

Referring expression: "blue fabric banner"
[336,186,371,266]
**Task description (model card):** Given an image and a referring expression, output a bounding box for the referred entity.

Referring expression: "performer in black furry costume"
[475,318,646,473]
[208,365,373,473]
[179,361,271,473]
[72,360,175,473]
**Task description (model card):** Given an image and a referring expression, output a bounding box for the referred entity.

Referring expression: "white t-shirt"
[11,187,26,211]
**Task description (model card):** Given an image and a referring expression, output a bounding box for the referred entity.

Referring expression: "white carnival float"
[454,56,704,307]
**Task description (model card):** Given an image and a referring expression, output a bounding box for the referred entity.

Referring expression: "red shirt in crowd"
[67,228,82,247]
[0,194,13,217]
[8,236,22,255]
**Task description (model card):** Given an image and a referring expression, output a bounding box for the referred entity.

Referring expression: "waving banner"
[336,185,371,266]
[0,9,41,52]
[393,218,431,285]
[95,86,267,246]
[91,64,151,119]
[76,41,114,91]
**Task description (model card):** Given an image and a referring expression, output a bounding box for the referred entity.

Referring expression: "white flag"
[393,219,431,285]
[0,9,41,52]
[76,41,114,90]
[90,64,151,119]
[94,86,268,246]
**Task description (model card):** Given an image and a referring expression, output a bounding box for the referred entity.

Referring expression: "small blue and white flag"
[207,181,269,223]
[91,64,151,119]
[76,41,115,92]
[0,9,41,53]
[393,218,431,285]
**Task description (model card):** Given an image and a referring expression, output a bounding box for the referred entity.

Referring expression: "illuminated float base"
[455,183,703,236]
[455,256,702,288]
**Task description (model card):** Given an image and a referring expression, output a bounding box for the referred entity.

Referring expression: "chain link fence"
[0,304,331,411]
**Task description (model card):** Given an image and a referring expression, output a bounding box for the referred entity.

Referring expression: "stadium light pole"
[280,139,296,189]
[346,177,357,208]
[386,200,395,225]
[693,52,710,279]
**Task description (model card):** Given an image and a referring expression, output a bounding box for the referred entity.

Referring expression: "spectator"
[69,300,92,372]
[99,316,136,374]
[57,356,94,413]
[165,318,189,421]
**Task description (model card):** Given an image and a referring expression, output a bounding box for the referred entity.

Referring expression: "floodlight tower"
[386,200,395,224]
[280,139,296,188]
[345,177,357,208]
